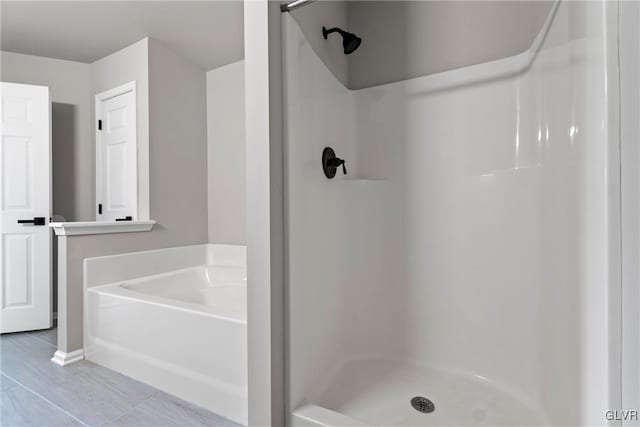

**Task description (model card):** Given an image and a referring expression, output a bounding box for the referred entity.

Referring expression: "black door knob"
[17,217,46,226]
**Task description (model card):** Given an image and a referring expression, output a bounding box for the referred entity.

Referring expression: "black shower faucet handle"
[327,157,347,174]
[322,147,347,179]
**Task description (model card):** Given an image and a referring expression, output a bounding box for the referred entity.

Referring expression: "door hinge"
[98,119,102,130]
[98,203,102,215]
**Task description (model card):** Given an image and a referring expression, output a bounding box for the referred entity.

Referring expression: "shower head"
[322,26,362,55]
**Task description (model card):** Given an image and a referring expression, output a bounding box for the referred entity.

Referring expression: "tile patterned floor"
[0,328,242,427]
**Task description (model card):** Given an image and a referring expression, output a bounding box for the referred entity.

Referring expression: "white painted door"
[96,86,137,222]
[0,82,52,333]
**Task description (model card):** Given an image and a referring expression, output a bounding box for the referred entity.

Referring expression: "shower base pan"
[292,359,548,426]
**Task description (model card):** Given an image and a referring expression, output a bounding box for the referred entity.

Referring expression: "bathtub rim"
[88,280,247,325]
[83,243,248,326]
[83,243,246,288]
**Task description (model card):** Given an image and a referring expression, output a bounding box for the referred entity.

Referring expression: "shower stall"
[280,1,638,426]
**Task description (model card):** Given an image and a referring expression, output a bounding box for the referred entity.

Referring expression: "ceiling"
[0,1,244,71]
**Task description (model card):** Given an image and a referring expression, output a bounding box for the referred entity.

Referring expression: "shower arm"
[322,27,347,39]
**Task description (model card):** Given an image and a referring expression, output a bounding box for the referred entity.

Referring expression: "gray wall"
[1,39,152,223]
[289,1,553,89]
[1,51,93,222]
[59,39,208,352]
[148,39,208,243]
[207,60,246,245]
[91,38,150,220]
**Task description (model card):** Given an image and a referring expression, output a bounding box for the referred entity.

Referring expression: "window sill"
[49,220,156,236]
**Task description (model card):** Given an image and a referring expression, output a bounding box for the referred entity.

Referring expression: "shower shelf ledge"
[340,177,389,182]
[49,220,156,236]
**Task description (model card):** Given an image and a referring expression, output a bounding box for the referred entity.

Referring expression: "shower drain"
[411,396,435,413]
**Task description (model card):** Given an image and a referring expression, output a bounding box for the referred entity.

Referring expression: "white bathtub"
[84,244,247,425]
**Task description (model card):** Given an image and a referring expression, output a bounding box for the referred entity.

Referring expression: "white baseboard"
[51,349,84,366]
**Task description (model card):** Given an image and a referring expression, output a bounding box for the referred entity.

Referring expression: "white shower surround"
[284,1,621,426]
[83,244,247,425]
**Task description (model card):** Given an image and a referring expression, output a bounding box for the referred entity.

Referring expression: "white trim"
[96,81,137,103]
[95,81,139,222]
[51,349,84,366]
[49,220,155,236]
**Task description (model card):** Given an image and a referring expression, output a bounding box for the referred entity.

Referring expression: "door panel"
[0,82,51,333]
[3,136,33,210]
[107,141,126,210]
[3,234,32,307]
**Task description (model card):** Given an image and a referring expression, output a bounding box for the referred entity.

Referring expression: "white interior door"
[0,82,52,334]
[96,84,137,222]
